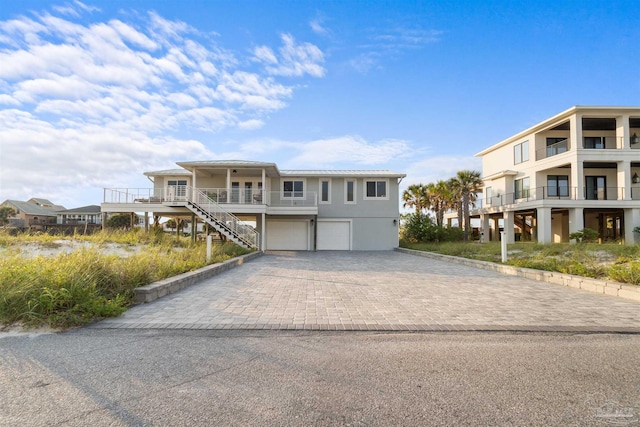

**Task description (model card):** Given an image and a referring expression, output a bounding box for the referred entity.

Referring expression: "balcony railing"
[535,139,570,160]
[479,186,628,209]
[103,187,318,208]
[632,188,640,200]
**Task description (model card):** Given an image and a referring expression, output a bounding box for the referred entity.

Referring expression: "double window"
[283,180,304,198]
[514,177,530,199]
[514,141,529,164]
[167,180,187,198]
[365,180,388,200]
[547,175,569,197]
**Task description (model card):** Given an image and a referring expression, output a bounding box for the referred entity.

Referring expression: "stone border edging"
[395,247,640,303]
[133,251,263,304]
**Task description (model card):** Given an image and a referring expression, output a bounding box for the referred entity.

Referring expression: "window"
[283,179,304,198]
[514,141,529,164]
[365,180,388,199]
[320,179,331,203]
[514,177,530,199]
[345,180,356,204]
[547,175,569,197]
[485,187,492,205]
[584,137,605,149]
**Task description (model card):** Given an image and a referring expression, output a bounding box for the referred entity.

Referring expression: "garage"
[266,220,309,250]
[317,220,351,251]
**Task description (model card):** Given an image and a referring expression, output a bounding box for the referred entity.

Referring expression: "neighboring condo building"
[101,160,406,251]
[473,106,640,245]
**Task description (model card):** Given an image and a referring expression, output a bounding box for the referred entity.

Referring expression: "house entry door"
[231,182,240,203]
[585,176,606,200]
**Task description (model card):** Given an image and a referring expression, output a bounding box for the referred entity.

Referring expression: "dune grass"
[401,240,640,286]
[0,229,251,328]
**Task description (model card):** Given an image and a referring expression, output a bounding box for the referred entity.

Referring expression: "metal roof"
[281,170,406,178]
[56,205,101,214]
[143,169,192,177]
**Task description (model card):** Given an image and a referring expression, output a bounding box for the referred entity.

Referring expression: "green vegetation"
[401,241,640,286]
[401,169,482,242]
[0,229,251,329]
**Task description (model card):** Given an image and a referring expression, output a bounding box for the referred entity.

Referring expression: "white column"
[617,160,631,200]
[624,208,640,245]
[480,214,490,243]
[226,169,231,193]
[262,168,266,201]
[536,207,552,244]
[568,208,584,243]
[571,160,584,200]
[503,211,515,244]
[261,212,266,250]
[192,168,197,201]
[569,113,583,150]
[616,114,630,149]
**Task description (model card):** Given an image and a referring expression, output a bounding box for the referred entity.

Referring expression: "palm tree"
[426,180,452,227]
[402,184,429,214]
[451,170,483,241]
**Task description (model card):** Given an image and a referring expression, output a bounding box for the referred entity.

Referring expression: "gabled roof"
[2,200,65,216]
[57,205,101,214]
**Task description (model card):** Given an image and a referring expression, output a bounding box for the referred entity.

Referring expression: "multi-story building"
[101,160,406,251]
[474,106,640,244]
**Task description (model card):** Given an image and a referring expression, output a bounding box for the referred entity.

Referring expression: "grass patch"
[0,230,251,329]
[401,240,640,285]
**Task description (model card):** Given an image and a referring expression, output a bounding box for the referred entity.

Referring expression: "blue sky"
[1,0,638,208]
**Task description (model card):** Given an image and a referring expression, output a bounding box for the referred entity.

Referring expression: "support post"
[501,231,507,262]
[206,235,212,262]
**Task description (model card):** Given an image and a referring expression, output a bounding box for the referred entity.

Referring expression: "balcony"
[480,186,628,209]
[535,139,570,161]
[103,187,318,209]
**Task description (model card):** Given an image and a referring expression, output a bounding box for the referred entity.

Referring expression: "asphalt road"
[2,329,640,426]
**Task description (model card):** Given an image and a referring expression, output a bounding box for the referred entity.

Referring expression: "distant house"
[1,198,65,230]
[56,205,102,225]
[102,160,406,250]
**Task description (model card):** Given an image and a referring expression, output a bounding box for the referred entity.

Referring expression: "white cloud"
[310,18,328,36]
[0,6,326,206]
[403,155,482,187]
[254,33,325,77]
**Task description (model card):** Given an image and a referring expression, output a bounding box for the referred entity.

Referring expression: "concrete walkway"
[92,251,640,332]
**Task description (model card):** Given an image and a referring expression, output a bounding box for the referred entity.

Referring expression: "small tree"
[0,206,17,226]
[107,213,132,229]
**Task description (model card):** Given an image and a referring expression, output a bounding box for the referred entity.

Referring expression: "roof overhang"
[475,105,640,157]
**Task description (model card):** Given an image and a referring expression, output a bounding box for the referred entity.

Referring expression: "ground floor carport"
[477,207,640,244]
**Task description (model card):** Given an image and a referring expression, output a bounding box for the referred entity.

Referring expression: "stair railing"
[188,187,259,249]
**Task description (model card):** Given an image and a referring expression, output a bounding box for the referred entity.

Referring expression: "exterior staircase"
[182,188,259,249]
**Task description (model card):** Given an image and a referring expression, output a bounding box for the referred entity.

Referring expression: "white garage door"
[317,221,351,250]
[266,221,309,250]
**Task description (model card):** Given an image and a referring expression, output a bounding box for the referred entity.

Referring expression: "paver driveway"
[93,251,640,332]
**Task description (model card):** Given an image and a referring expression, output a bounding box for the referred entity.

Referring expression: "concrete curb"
[133,251,263,304]
[395,247,640,303]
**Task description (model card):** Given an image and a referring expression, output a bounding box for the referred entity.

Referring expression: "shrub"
[608,262,640,286]
[569,228,599,243]
[400,212,463,243]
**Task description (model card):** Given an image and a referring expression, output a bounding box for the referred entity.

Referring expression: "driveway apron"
[92,251,640,332]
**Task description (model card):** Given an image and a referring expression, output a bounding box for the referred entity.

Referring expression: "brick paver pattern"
[93,251,640,332]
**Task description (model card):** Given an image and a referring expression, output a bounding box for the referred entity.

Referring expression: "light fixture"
[632,133,640,145]
[232,169,237,174]
[633,172,640,184]
[393,219,398,226]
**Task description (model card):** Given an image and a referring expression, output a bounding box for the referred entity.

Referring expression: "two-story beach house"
[101,160,406,251]
[472,106,640,245]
